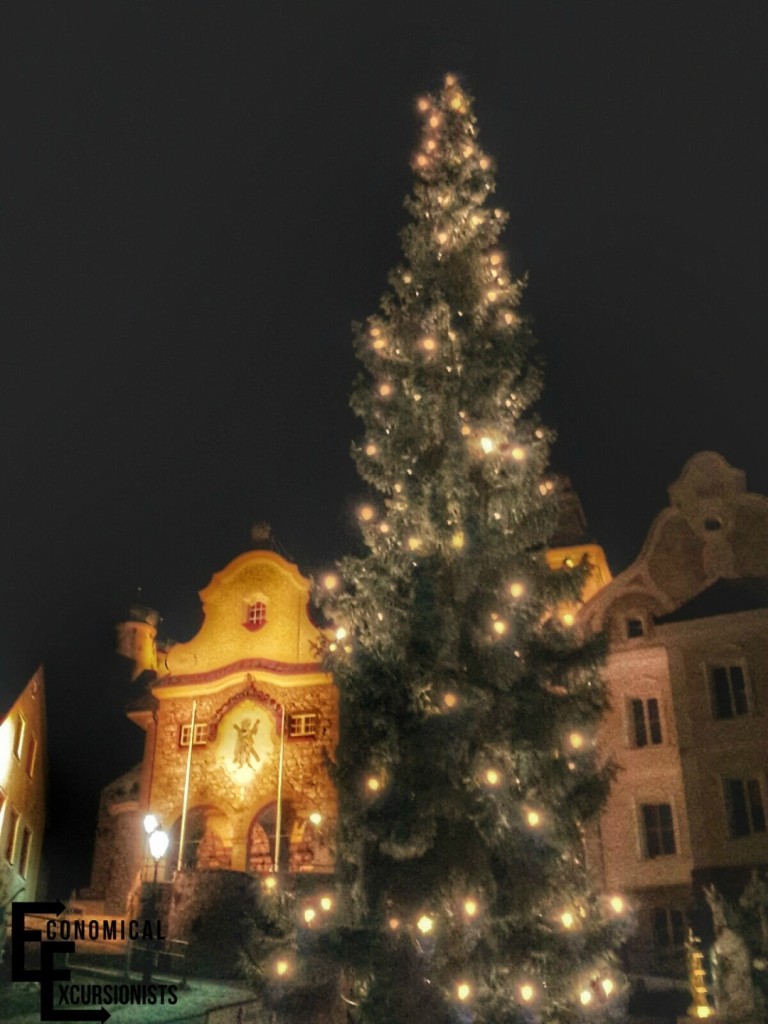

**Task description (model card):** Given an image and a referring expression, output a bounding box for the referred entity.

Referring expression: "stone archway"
[169,805,233,873]
[247,802,294,874]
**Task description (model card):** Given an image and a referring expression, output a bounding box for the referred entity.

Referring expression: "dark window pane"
[748,779,766,833]
[632,699,648,747]
[670,909,685,945]
[627,618,644,638]
[648,698,663,744]
[652,908,669,948]
[659,804,676,854]
[643,805,660,857]
[731,666,748,715]
[712,668,733,718]
[728,780,750,837]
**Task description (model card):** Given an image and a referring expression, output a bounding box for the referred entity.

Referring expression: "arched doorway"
[247,802,292,874]
[169,806,233,872]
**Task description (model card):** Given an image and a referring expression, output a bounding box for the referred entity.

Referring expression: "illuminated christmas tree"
[318,75,626,1023]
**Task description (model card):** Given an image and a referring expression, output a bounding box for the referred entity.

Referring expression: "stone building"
[581,452,768,973]
[87,547,337,915]
[0,666,46,905]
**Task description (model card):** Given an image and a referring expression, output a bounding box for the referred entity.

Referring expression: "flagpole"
[274,704,286,873]
[177,699,197,872]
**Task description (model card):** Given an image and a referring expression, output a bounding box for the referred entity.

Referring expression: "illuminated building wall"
[581,452,768,974]
[88,549,337,913]
[0,666,46,903]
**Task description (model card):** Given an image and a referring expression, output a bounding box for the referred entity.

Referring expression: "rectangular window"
[19,826,32,877]
[626,617,645,638]
[711,665,749,719]
[641,803,676,858]
[288,713,318,738]
[725,778,766,837]
[5,806,20,865]
[652,907,686,949]
[12,715,25,759]
[180,722,208,746]
[630,698,663,747]
[26,735,38,778]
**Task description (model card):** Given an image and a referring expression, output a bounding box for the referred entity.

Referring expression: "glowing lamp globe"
[526,810,541,828]
[579,989,593,1006]
[320,896,333,912]
[303,907,316,925]
[609,895,625,914]
[275,959,290,977]
[463,898,478,917]
[308,811,323,826]
[143,814,159,835]
[519,983,535,1003]
[456,982,472,1002]
[416,914,434,935]
[601,979,614,997]
[148,829,169,861]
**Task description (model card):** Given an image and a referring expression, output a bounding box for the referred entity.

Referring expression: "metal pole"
[274,705,286,873]
[177,700,197,872]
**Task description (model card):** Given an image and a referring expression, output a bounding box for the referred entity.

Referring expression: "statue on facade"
[233,716,261,769]
[704,884,758,1022]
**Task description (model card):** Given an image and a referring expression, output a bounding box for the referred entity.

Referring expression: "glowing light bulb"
[365,443,378,456]
[322,573,339,591]
[417,97,430,111]
[407,536,421,551]
[263,875,277,891]
[538,483,549,496]
[437,231,449,245]
[444,73,457,86]
[492,620,508,636]
[511,447,525,461]
[426,138,437,152]
[509,582,525,599]
[463,145,473,157]
[601,979,614,996]
[485,768,501,786]
[275,959,289,977]
[463,898,478,917]
[479,157,490,170]
[420,335,437,352]
[402,273,412,284]
[569,731,585,750]
[456,982,472,1002]
[366,776,381,792]
[460,424,471,436]
[561,612,575,627]
[450,94,462,110]
[328,642,338,652]
[308,811,323,826]
[580,989,593,1006]
[526,810,541,828]
[417,914,434,934]
[303,908,316,925]
[416,154,428,168]
[335,627,347,641]
[394,482,403,493]
[359,505,375,522]
[489,251,502,266]
[609,896,625,914]
[378,382,392,397]
[480,436,494,453]
[451,531,465,549]
[519,983,535,1003]
[429,114,440,128]
[486,290,498,302]
[504,311,518,326]
[388,916,399,930]
[320,896,333,912]
[379,522,390,534]
[443,692,457,708]
[561,911,575,929]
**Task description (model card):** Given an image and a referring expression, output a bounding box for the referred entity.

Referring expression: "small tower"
[116,605,159,680]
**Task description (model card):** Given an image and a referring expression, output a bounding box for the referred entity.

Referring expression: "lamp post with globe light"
[141,814,169,984]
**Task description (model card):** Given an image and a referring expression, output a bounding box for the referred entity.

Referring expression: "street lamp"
[144,814,169,883]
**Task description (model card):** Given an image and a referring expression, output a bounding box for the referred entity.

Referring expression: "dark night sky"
[2,1,767,894]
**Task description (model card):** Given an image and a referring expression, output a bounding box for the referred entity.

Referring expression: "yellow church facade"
[88,548,337,913]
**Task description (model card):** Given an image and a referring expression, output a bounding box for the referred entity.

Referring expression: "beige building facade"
[582,452,768,972]
[0,666,46,905]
